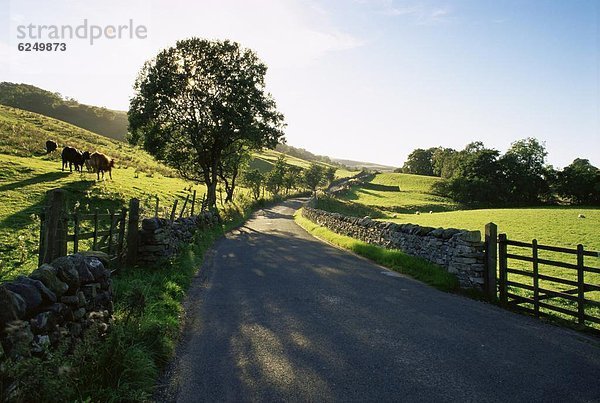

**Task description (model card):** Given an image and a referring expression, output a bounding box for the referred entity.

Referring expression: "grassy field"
[339,172,459,213]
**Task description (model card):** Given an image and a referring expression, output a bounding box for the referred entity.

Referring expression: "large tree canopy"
[128,38,285,208]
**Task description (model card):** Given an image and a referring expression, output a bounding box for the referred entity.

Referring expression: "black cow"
[45,140,57,154]
[61,147,90,172]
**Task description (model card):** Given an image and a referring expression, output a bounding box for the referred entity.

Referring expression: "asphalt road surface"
[159,199,600,402]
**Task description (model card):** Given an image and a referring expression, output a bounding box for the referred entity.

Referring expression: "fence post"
[532,239,539,317]
[190,190,197,216]
[498,233,508,307]
[116,207,127,260]
[39,189,68,264]
[484,223,498,301]
[73,212,80,254]
[577,244,585,325]
[179,194,190,218]
[170,199,178,222]
[108,211,115,255]
[92,208,99,250]
[154,196,159,218]
[38,212,46,266]
[126,198,140,265]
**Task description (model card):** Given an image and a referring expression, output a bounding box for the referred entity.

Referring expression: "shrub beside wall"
[302,207,486,289]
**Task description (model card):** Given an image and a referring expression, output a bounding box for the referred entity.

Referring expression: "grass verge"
[294,208,459,292]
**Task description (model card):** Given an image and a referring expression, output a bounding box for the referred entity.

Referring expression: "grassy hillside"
[0,105,174,176]
[0,154,205,278]
[251,148,336,172]
[339,172,460,213]
[0,82,128,141]
[0,105,351,278]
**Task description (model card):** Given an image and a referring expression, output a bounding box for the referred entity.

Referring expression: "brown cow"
[89,152,115,180]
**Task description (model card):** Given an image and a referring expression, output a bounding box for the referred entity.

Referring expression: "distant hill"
[331,158,396,172]
[0,82,128,141]
[275,143,339,166]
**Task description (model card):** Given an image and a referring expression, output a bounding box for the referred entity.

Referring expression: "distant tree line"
[397,138,599,206]
[0,82,128,141]
[242,157,336,201]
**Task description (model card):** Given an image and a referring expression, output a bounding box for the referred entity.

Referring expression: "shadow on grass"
[0,171,71,192]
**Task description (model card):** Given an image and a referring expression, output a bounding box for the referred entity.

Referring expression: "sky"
[0,0,598,168]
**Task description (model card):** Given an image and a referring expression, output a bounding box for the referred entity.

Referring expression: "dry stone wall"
[302,207,486,289]
[137,211,219,265]
[0,252,112,360]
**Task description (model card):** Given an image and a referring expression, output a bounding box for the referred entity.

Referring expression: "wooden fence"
[495,232,600,330]
[38,188,206,268]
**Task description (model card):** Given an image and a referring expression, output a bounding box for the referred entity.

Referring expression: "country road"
[159,198,600,402]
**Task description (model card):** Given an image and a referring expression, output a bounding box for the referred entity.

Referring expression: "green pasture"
[0,154,204,278]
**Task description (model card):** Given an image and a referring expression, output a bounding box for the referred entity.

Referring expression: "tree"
[303,163,326,192]
[402,148,435,176]
[555,159,600,205]
[324,166,337,185]
[283,165,302,195]
[432,142,502,205]
[241,169,264,201]
[265,156,287,196]
[128,39,285,209]
[218,141,251,203]
[431,147,457,178]
[500,138,550,204]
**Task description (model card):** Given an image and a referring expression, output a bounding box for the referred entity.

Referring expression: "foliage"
[554,159,600,205]
[401,148,435,176]
[0,82,128,141]
[218,142,251,203]
[128,38,285,209]
[402,138,598,207]
[264,155,287,196]
[241,169,264,201]
[303,163,326,192]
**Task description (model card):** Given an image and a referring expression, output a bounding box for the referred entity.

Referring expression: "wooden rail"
[498,233,600,330]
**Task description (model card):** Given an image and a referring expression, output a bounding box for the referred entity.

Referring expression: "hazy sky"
[1,0,598,168]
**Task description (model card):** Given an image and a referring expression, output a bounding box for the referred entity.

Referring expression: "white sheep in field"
[415,211,420,215]
[429,211,433,214]
[578,214,586,219]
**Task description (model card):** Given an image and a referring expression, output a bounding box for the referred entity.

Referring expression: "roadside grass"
[294,209,459,292]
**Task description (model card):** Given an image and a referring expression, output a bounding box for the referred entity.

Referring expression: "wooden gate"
[498,233,600,330]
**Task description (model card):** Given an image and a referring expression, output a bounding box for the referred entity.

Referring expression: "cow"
[45,140,57,154]
[61,147,90,172]
[89,152,115,180]
[82,151,92,172]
